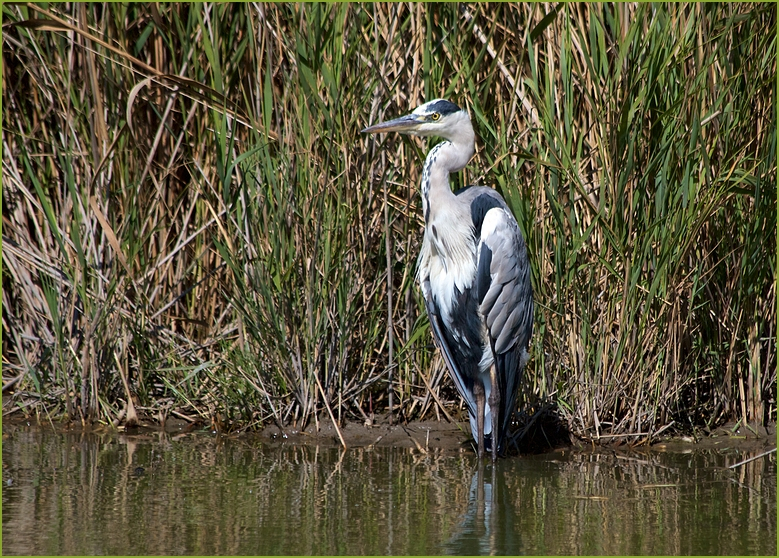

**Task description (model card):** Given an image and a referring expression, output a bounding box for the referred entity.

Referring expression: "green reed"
[2,3,774,437]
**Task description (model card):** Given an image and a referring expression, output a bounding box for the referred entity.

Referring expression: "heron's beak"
[361,114,422,135]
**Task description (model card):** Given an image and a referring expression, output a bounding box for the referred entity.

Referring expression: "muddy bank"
[3,411,775,456]
[259,417,474,452]
[256,415,776,456]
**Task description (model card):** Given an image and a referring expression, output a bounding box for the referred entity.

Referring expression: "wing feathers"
[478,207,533,356]
[421,280,478,419]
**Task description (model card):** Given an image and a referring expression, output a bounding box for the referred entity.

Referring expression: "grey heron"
[363,99,533,460]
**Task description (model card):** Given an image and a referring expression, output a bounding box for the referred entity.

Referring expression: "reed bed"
[2,3,775,440]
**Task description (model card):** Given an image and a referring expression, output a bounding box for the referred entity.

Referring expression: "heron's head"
[362,99,474,146]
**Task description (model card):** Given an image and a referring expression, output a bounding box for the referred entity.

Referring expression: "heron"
[363,99,533,460]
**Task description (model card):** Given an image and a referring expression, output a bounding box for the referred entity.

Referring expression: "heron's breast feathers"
[418,213,477,323]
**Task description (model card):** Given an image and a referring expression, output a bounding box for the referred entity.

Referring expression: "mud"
[3,411,775,456]
[259,416,474,452]
[256,415,776,456]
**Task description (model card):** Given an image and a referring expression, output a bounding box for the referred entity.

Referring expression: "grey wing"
[477,206,533,355]
[476,205,534,437]
[419,274,479,421]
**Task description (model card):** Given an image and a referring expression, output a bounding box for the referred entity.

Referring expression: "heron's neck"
[421,134,474,221]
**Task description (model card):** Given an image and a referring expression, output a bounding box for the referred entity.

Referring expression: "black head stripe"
[428,99,462,116]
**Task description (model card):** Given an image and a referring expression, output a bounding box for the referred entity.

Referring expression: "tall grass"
[2,3,775,438]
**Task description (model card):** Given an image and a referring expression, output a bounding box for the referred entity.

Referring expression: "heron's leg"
[488,363,501,461]
[474,380,485,459]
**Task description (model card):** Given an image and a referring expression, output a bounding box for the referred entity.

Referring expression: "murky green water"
[2,424,776,555]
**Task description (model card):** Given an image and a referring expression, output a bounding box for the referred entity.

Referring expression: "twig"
[728,447,777,469]
[366,434,385,450]
[461,7,540,127]
[313,372,347,450]
[383,174,395,425]
[402,426,428,454]
[418,368,457,424]
[589,432,649,439]
[2,374,24,392]
[2,398,39,417]
[239,367,286,437]
[651,421,675,438]
[170,409,197,423]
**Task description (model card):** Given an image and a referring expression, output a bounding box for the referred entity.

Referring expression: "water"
[2,424,776,555]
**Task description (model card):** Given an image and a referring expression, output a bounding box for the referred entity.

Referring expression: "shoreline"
[4,413,775,456]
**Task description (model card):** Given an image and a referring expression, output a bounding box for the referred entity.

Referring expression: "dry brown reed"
[2,3,775,439]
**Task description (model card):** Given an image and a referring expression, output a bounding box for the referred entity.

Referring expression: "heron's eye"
[431,113,441,121]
